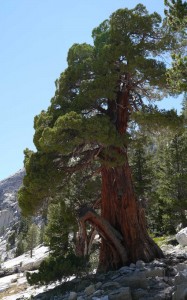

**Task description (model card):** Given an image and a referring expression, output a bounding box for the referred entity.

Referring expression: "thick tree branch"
[78,207,128,265]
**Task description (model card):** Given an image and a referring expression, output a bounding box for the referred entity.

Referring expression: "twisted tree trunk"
[98,158,163,271]
[97,75,164,271]
[77,74,164,271]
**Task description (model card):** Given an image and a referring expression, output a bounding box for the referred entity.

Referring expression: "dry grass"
[0,282,28,299]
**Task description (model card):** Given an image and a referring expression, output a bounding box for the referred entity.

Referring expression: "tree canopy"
[19,4,173,213]
[18,3,181,274]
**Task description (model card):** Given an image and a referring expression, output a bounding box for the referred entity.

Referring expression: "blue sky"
[0,0,183,180]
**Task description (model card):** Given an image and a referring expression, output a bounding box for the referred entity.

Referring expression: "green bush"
[26,253,89,285]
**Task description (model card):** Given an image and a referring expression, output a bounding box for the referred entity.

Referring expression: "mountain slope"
[0,169,25,233]
[0,169,25,261]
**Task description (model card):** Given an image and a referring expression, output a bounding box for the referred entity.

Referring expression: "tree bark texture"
[97,75,164,271]
[98,160,164,271]
[76,75,164,271]
[77,207,128,265]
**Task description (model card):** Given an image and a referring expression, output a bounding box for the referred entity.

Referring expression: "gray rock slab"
[172,283,187,300]
[119,275,148,289]
[84,284,95,296]
[68,292,77,300]
[131,288,149,300]
[108,287,132,300]
[144,267,165,278]
[102,281,121,290]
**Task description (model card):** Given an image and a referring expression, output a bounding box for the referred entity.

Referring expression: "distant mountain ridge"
[0,169,25,203]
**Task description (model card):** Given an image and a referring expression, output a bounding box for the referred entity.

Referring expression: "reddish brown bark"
[97,74,164,271]
[77,208,128,265]
[98,159,163,271]
[76,74,164,272]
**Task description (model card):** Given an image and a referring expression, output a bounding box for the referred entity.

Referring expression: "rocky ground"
[0,243,187,300]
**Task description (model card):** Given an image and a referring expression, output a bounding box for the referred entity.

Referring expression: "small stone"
[119,266,134,274]
[151,260,166,268]
[11,277,18,283]
[84,284,95,296]
[144,267,165,278]
[101,296,109,300]
[93,289,103,297]
[68,292,77,300]
[167,266,178,276]
[102,281,121,290]
[95,282,102,289]
[136,260,145,268]
[129,263,136,268]
[176,263,187,272]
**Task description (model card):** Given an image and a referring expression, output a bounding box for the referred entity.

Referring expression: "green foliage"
[44,201,76,256]
[7,231,16,249]
[165,0,187,29]
[148,132,187,234]
[19,3,172,217]
[15,233,28,257]
[133,106,184,132]
[153,236,168,246]
[15,217,40,257]
[167,54,187,92]
[165,0,187,92]
[43,170,100,254]
[18,150,66,216]
[129,133,153,200]
[26,170,100,285]
[157,133,187,229]
[26,223,39,257]
[129,113,187,235]
[26,253,89,285]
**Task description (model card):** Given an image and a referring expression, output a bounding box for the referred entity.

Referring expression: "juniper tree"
[19,4,176,271]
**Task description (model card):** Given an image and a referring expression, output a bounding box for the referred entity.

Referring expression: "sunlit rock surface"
[176,227,187,247]
[0,169,25,261]
[0,169,25,233]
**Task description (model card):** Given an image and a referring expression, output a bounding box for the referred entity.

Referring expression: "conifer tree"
[128,103,186,235]
[26,223,39,258]
[19,4,176,271]
[165,0,187,92]
[153,133,187,232]
[129,132,153,202]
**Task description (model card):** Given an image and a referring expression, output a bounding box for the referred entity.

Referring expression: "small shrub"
[27,253,89,286]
